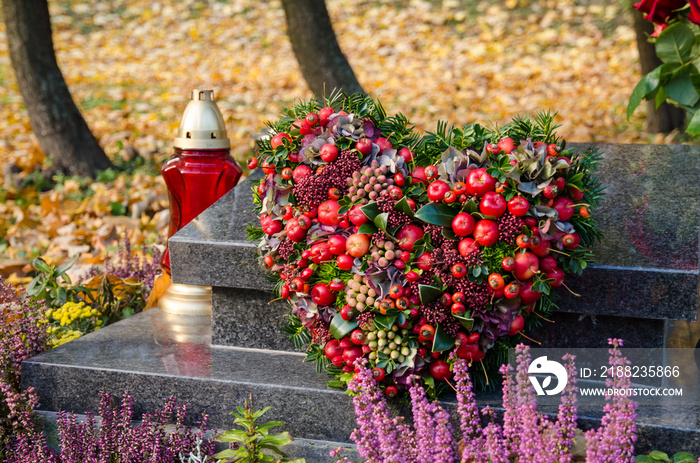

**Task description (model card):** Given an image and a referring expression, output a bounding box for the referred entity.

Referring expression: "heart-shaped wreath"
[247,91,602,396]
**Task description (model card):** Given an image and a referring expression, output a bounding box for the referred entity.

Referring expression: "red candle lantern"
[159,90,242,315]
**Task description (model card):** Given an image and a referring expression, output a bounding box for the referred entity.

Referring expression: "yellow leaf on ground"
[144,272,169,310]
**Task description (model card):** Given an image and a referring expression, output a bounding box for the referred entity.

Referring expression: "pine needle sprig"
[282,313,311,351]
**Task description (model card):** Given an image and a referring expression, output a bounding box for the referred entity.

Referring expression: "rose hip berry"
[451,263,467,279]
[372,367,386,381]
[487,273,505,290]
[502,256,516,272]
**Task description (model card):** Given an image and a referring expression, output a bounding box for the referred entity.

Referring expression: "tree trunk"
[281,0,364,96]
[631,7,685,133]
[2,0,113,178]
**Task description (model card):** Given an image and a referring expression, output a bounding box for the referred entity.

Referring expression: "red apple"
[320,144,339,163]
[337,254,354,271]
[546,267,565,288]
[508,314,525,336]
[356,138,373,156]
[375,137,392,153]
[310,242,332,264]
[312,283,335,306]
[346,233,370,258]
[497,138,516,154]
[507,196,530,217]
[328,235,347,255]
[292,165,312,183]
[398,147,414,163]
[513,251,539,280]
[427,180,451,202]
[467,168,496,197]
[456,343,485,362]
[318,200,341,226]
[452,212,475,237]
[271,132,292,149]
[397,224,424,251]
[519,279,541,304]
[479,192,507,218]
[552,196,575,222]
[411,166,428,184]
[347,205,368,226]
[473,220,499,247]
[458,238,479,256]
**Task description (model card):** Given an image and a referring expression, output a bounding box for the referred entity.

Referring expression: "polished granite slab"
[169,143,700,322]
[22,309,700,454]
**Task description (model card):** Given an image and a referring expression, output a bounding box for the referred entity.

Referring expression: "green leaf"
[330,312,358,340]
[361,202,380,221]
[654,86,667,110]
[453,313,475,330]
[215,430,248,443]
[109,201,127,216]
[414,202,459,227]
[393,197,414,216]
[431,323,455,352]
[213,448,244,459]
[636,457,656,463]
[26,277,40,296]
[671,452,696,463]
[687,110,700,135]
[259,444,289,457]
[442,227,457,240]
[358,222,378,234]
[418,284,443,305]
[259,431,293,447]
[663,68,699,107]
[656,23,695,64]
[374,212,389,232]
[32,258,51,274]
[463,199,478,214]
[644,65,663,95]
[373,314,398,330]
[646,451,670,461]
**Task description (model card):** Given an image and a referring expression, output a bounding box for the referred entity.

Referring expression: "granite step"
[21,309,700,457]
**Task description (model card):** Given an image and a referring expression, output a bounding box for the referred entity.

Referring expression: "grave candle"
[159,89,242,315]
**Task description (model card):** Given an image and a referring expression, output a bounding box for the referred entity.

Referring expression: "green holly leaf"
[393,197,415,216]
[431,323,455,352]
[374,212,389,232]
[453,313,475,330]
[414,202,459,227]
[358,222,379,234]
[373,314,397,331]
[418,284,444,305]
[361,202,380,221]
[330,313,358,340]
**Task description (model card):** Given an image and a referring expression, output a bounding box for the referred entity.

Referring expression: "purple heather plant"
[584,339,637,463]
[342,340,636,463]
[100,235,163,297]
[0,277,50,459]
[7,391,215,463]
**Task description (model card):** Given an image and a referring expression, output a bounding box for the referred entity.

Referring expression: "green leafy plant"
[636,450,698,463]
[627,4,700,135]
[27,255,80,308]
[215,394,304,463]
